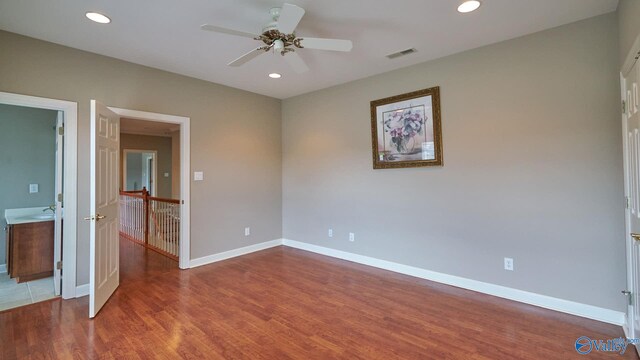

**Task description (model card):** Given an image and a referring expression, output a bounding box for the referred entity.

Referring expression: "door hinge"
[58,126,64,136]
[57,193,63,202]
[56,261,62,270]
[627,196,631,209]
[623,100,627,113]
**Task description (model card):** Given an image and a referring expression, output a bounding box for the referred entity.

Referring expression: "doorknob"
[84,214,107,221]
[631,233,640,241]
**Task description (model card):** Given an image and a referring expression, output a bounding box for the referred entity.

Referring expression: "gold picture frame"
[370,86,443,169]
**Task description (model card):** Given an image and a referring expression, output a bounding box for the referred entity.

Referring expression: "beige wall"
[618,0,640,66]
[282,14,625,311]
[171,130,181,199]
[0,30,282,286]
[120,133,173,198]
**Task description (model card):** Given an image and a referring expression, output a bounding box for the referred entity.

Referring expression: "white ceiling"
[0,0,618,99]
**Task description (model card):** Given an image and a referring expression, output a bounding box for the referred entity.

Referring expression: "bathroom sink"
[15,214,55,222]
[31,214,55,220]
[5,207,57,225]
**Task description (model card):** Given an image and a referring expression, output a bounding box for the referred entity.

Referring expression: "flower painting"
[370,87,442,169]
[383,106,426,155]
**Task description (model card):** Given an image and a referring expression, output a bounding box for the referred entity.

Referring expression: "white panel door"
[626,59,640,343]
[89,100,120,318]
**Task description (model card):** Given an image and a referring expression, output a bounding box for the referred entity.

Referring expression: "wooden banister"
[119,187,180,261]
[148,196,180,204]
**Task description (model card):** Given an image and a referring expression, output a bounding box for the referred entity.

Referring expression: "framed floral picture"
[370,86,443,169]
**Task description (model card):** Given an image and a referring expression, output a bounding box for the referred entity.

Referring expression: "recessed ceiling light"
[269,73,282,79]
[457,1,481,13]
[86,12,111,24]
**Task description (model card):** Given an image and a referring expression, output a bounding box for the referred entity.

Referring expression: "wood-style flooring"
[0,238,637,359]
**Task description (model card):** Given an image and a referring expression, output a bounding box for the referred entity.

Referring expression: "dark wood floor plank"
[0,239,637,359]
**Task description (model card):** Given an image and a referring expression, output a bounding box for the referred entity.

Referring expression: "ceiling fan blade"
[277,3,305,34]
[298,37,353,52]
[283,52,309,73]
[228,47,265,67]
[200,24,257,38]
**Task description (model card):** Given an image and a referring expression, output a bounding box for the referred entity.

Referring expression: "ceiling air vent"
[386,48,417,59]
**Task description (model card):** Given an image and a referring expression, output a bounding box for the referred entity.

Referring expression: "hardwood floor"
[0,238,637,359]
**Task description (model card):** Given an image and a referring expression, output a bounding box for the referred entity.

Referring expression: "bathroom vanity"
[4,207,55,283]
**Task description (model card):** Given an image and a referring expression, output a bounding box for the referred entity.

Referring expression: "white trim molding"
[190,239,283,268]
[282,239,626,326]
[109,106,191,270]
[77,234,627,325]
[622,33,640,77]
[0,91,78,300]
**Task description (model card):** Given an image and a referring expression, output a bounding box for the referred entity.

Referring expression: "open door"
[625,57,640,350]
[53,111,63,296]
[89,100,120,318]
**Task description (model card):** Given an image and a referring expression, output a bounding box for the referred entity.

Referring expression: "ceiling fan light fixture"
[457,1,481,13]
[274,39,285,51]
[86,11,111,24]
[269,73,282,79]
[201,3,352,73]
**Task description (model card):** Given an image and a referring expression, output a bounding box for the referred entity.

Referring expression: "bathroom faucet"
[43,205,55,213]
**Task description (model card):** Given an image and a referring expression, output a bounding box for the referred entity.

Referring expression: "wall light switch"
[244,227,250,236]
[194,171,204,181]
[164,172,169,178]
[29,184,39,193]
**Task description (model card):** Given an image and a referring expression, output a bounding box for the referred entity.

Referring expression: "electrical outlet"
[244,227,250,236]
[328,229,333,237]
[504,257,514,271]
[349,232,355,242]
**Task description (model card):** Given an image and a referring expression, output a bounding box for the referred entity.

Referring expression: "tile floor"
[0,273,57,311]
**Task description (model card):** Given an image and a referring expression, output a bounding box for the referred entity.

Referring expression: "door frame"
[0,91,78,299]
[122,149,158,196]
[54,110,63,296]
[110,107,191,269]
[621,33,640,343]
[622,70,633,340]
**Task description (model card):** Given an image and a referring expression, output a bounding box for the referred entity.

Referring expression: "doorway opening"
[119,117,183,262]
[0,91,78,304]
[110,108,190,270]
[123,150,158,196]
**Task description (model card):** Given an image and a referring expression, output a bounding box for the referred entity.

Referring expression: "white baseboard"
[190,239,283,268]
[75,284,89,298]
[70,237,625,326]
[0,264,6,274]
[282,239,626,326]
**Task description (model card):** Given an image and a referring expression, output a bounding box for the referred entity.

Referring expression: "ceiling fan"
[201,3,353,73]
